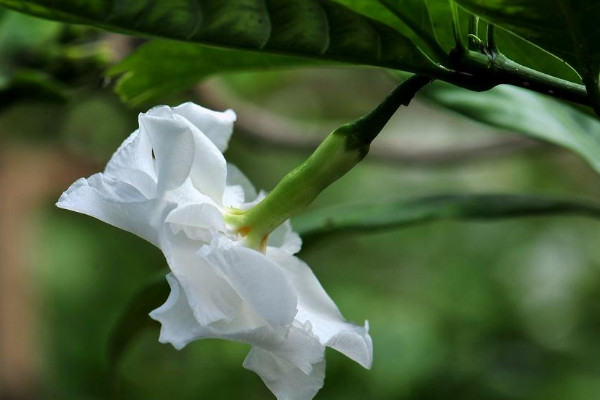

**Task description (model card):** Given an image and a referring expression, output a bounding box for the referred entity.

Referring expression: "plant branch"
[225,75,434,249]
[342,75,433,144]
[486,24,498,55]
[439,51,589,106]
[583,67,600,116]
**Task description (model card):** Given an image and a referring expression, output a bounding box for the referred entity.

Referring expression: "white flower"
[57,102,372,400]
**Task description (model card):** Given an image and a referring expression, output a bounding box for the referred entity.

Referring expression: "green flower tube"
[226,75,432,250]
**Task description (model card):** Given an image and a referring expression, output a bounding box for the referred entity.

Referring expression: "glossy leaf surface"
[0,0,435,73]
[423,82,600,173]
[378,0,458,59]
[108,40,319,105]
[456,0,600,104]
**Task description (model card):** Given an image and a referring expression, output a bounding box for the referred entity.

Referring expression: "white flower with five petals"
[57,102,372,400]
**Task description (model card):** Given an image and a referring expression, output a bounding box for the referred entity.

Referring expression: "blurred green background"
[2,7,600,400]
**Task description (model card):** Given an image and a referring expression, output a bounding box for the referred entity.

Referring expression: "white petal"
[162,232,242,326]
[240,190,267,211]
[226,163,258,202]
[222,185,245,208]
[173,102,236,152]
[185,119,228,203]
[164,177,219,208]
[104,129,157,198]
[268,220,302,255]
[56,174,169,247]
[150,273,264,349]
[267,248,373,368]
[165,203,226,242]
[213,322,324,374]
[150,273,207,350]
[244,346,325,400]
[325,321,372,369]
[200,237,298,327]
[150,275,321,372]
[151,273,327,399]
[139,109,196,195]
[257,322,325,375]
[142,107,228,202]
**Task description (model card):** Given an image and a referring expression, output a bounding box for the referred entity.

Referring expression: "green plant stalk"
[440,49,588,105]
[225,75,432,250]
[583,66,600,116]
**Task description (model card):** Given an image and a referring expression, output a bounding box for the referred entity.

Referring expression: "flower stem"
[226,75,432,250]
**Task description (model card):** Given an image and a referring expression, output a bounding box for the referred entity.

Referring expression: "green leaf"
[455,0,600,110]
[0,0,435,73]
[377,0,460,60]
[334,0,460,61]
[421,82,600,174]
[107,40,321,106]
[494,28,580,83]
[292,194,600,239]
[109,275,169,367]
[330,0,405,29]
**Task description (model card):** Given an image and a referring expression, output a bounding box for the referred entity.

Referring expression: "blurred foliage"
[292,193,600,240]
[0,8,115,114]
[107,40,319,106]
[421,82,600,174]
[16,61,600,400]
[33,125,600,400]
[2,3,600,400]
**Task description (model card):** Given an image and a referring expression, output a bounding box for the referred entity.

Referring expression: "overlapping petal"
[199,236,298,327]
[171,102,236,152]
[151,272,326,400]
[165,203,226,242]
[244,351,326,400]
[161,232,242,327]
[226,163,258,203]
[57,102,372,400]
[267,247,373,369]
[268,221,302,255]
[104,129,157,198]
[56,174,170,247]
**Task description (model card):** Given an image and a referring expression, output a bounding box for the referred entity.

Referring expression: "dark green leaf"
[331,0,404,29]
[455,0,600,107]
[0,0,435,73]
[109,275,169,367]
[494,28,580,83]
[421,82,600,174]
[377,0,459,60]
[108,40,321,106]
[292,194,600,239]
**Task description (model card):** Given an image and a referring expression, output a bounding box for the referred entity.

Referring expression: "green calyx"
[226,75,432,251]
[225,130,368,250]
